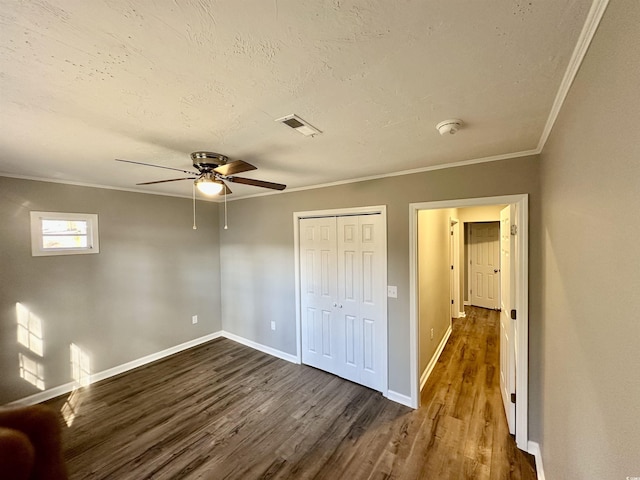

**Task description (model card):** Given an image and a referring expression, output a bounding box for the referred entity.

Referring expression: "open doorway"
[409,194,529,450]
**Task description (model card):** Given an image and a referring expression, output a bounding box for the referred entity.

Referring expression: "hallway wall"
[417,208,457,376]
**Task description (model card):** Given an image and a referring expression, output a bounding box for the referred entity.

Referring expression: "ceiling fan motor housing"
[190,151,228,171]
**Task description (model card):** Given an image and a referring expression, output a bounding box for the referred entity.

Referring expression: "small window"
[30,212,99,256]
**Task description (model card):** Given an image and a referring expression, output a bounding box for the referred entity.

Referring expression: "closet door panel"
[300,217,337,373]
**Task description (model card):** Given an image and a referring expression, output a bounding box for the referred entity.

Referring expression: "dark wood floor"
[45,307,536,479]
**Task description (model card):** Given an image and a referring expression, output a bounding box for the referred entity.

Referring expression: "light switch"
[387,286,397,298]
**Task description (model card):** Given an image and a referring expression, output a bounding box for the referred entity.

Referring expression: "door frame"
[293,205,388,396]
[409,194,528,449]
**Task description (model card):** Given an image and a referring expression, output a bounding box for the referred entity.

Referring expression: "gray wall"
[0,177,221,405]
[418,208,456,374]
[219,155,541,399]
[538,0,640,477]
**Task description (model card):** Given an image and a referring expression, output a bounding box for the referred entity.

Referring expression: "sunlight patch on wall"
[16,302,44,356]
[18,352,45,390]
[70,343,91,387]
[16,302,46,390]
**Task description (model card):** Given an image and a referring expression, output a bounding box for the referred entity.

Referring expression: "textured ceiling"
[0,1,592,199]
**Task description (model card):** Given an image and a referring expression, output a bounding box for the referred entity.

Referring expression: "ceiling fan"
[115,151,286,196]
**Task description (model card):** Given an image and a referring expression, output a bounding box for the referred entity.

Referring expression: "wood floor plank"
[43,307,536,479]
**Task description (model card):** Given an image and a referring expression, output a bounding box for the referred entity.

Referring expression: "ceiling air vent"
[275,114,322,137]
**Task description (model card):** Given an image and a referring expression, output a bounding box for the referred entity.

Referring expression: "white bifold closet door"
[300,214,385,392]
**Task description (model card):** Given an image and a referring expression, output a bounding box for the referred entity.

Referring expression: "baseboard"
[9,332,224,406]
[527,441,546,480]
[221,331,299,364]
[385,390,413,408]
[8,382,78,407]
[458,310,466,318]
[420,325,452,391]
[8,330,364,407]
[464,301,471,306]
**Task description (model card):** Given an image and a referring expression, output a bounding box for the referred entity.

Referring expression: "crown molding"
[227,148,539,201]
[0,172,217,202]
[536,0,610,152]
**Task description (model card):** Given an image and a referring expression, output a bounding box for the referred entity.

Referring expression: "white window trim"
[30,211,100,257]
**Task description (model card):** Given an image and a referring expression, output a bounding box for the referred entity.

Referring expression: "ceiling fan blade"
[213,160,257,176]
[116,158,198,175]
[228,176,286,191]
[136,177,196,185]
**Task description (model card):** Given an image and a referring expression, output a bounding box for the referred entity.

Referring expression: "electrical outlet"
[270,321,276,331]
[387,286,397,298]
[430,328,434,340]
[192,315,198,325]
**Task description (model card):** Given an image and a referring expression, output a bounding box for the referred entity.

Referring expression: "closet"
[299,213,386,392]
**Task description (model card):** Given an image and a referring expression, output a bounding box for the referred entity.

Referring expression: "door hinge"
[510,225,518,235]
[510,309,517,320]
[510,393,516,404]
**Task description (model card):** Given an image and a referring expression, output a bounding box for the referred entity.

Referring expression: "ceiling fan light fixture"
[195,174,224,195]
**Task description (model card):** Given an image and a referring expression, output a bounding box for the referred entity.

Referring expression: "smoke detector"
[275,114,322,137]
[436,119,463,135]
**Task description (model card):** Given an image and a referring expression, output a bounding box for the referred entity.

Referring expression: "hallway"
[415,306,536,478]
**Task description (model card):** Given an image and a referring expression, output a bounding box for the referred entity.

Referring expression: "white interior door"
[300,214,386,392]
[299,217,337,374]
[336,216,361,385]
[500,206,516,433]
[470,222,500,309]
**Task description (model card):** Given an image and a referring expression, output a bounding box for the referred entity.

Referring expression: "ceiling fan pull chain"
[192,183,197,230]
[224,187,228,230]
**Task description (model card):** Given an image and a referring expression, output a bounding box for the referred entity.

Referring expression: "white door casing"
[470,222,500,309]
[299,212,386,392]
[500,205,516,434]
